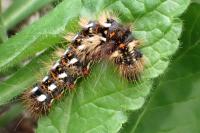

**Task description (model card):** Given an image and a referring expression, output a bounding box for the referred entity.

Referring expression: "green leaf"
[2,0,55,30]
[121,3,200,133]
[0,103,23,127]
[192,0,200,4]
[0,16,7,43]
[0,1,8,43]
[36,0,190,133]
[0,0,81,72]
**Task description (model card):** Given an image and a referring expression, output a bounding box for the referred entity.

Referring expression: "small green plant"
[1,0,199,133]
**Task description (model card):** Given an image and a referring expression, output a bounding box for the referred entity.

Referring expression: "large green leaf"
[38,0,189,133]
[121,3,200,133]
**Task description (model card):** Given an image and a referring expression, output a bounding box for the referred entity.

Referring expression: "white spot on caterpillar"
[85,23,94,28]
[64,48,70,55]
[48,83,57,91]
[89,28,93,33]
[52,62,59,69]
[37,94,47,102]
[58,72,68,79]
[42,76,48,82]
[102,23,111,27]
[72,34,79,41]
[69,58,78,65]
[100,37,106,42]
[30,86,39,93]
[88,37,95,42]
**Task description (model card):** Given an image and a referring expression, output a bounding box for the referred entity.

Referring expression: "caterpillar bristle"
[21,90,50,118]
[54,48,65,57]
[64,33,75,42]
[22,15,144,118]
[98,11,118,27]
[98,12,110,27]
[110,39,144,81]
[128,40,140,50]
[79,17,89,28]
[124,22,135,32]
[119,58,144,81]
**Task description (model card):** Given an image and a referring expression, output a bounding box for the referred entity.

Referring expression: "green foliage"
[0,16,7,43]
[0,0,198,133]
[0,103,22,127]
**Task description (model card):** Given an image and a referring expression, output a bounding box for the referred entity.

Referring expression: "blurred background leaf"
[0,17,7,43]
[1,0,55,30]
[0,0,7,43]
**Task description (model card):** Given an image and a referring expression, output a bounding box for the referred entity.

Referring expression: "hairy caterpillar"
[21,14,144,118]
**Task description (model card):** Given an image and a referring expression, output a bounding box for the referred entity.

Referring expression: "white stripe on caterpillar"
[58,72,68,79]
[69,58,78,65]
[42,76,48,82]
[78,45,86,50]
[37,94,47,102]
[52,62,60,69]
[48,83,57,91]
[30,86,39,93]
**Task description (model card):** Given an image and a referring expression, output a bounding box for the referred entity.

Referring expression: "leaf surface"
[37,0,189,133]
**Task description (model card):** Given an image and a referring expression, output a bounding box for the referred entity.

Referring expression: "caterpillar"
[21,14,144,118]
